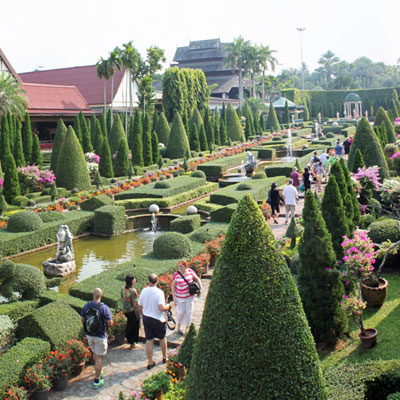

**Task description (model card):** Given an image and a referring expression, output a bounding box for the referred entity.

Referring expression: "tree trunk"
[252,71,256,99]
[262,69,265,100]
[111,75,114,125]
[103,80,106,114]
[239,65,244,108]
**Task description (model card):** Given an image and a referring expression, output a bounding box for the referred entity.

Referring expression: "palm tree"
[257,45,278,100]
[224,36,250,107]
[318,50,340,87]
[0,72,27,118]
[243,44,258,98]
[108,47,122,124]
[96,57,112,113]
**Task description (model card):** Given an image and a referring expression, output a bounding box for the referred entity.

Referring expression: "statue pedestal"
[43,258,76,277]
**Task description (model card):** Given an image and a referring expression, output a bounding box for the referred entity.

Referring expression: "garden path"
[49,188,312,399]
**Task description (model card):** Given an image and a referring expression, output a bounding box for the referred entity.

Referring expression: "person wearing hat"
[267,182,284,224]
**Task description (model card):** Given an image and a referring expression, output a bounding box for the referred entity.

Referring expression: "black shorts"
[143,315,167,340]
[271,203,279,215]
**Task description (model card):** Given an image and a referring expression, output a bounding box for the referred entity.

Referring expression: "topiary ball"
[154,181,171,189]
[236,182,252,191]
[153,232,193,259]
[252,172,267,180]
[71,188,79,194]
[191,170,206,178]
[27,200,36,207]
[110,178,117,184]
[325,132,335,138]
[368,218,400,244]
[7,211,43,232]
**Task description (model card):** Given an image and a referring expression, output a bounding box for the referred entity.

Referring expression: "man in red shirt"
[289,167,300,192]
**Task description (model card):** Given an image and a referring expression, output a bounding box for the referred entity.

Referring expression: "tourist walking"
[335,140,344,157]
[289,167,300,192]
[172,260,202,335]
[120,274,140,350]
[343,138,351,160]
[316,161,325,192]
[282,178,299,224]
[81,288,113,389]
[138,274,171,370]
[303,167,311,192]
[268,182,284,224]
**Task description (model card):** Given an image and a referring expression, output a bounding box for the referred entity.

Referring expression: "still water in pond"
[11,230,164,294]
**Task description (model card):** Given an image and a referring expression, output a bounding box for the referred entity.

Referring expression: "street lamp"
[296,27,305,90]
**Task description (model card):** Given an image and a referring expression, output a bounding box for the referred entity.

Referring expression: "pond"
[11,229,164,294]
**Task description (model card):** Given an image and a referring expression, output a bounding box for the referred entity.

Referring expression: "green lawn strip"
[115,182,218,209]
[197,153,249,177]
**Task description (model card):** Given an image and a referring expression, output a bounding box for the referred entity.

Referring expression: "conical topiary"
[226,103,245,142]
[100,112,108,138]
[351,148,366,173]
[50,182,58,202]
[266,101,281,132]
[198,122,208,151]
[31,134,43,167]
[340,158,361,227]
[304,103,310,121]
[73,114,82,144]
[0,114,11,168]
[166,113,190,159]
[204,115,214,146]
[3,153,21,204]
[213,109,220,145]
[186,194,327,400]
[109,115,127,155]
[189,108,203,133]
[142,113,153,166]
[155,112,170,146]
[189,124,200,152]
[151,130,160,165]
[127,160,134,180]
[127,115,135,151]
[285,217,300,249]
[321,175,349,260]
[219,118,228,145]
[13,120,25,167]
[99,139,114,178]
[348,117,389,179]
[297,190,348,344]
[93,169,102,189]
[374,106,396,143]
[374,122,388,149]
[114,139,129,177]
[50,119,67,172]
[0,194,8,215]
[92,118,104,156]
[90,114,97,144]
[178,323,197,369]
[22,112,33,164]
[81,115,93,153]
[131,122,144,168]
[259,113,266,132]
[56,126,91,190]
[152,111,159,132]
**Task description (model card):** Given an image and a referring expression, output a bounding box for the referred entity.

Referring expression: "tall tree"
[0,72,27,118]
[340,158,361,228]
[227,103,245,142]
[151,130,160,165]
[131,121,144,167]
[80,113,93,153]
[2,153,20,203]
[166,112,190,159]
[219,118,228,145]
[73,114,82,144]
[257,45,278,100]
[318,50,340,87]
[198,122,208,151]
[96,57,112,114]
[155,111,170,145]
[50,119,67,172]
[99,138,114,178]
[189,123,200,152]
[265,102,280,132]
[107,47,122,123]
[31,134,43,167]
[109,114,127,155]
[13,119,25,167]
[22,112,33,164]
[114,139,129,177]
[162,67,186,122]
[204,109,214,146]
[100,112,108,138]
[0,114,11,168]
[374,106,396,143]
[92,118,104,155]
[142,112,153,166]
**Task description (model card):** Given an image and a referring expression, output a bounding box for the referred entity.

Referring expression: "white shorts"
[86,335,108,356]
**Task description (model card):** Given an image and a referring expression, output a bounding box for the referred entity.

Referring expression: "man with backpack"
[81,288,113,389]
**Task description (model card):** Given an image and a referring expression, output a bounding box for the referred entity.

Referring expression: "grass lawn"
[320,273,400,369]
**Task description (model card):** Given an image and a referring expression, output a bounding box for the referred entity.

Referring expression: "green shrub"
[210,203,237,223]
[170,215,201,234]
[56,126,91,190]
[178,323,197,369]
[93,205,126,236]
[384,143,399,158]
[236,182,252,191]
[191,170,206,178]
[153,232,193,259]
[360,213,376,228]
[154,181,172,189]
[0,315,14,354]
[325,132,335,138]
[50,119,67,172]
[266,102,281,132]
[166,113,190,159]
[7,211,42,233]
[252,172,266,179]
[388,394,400,400]
[16,301,83,348]
[38,291,86,314]
[0,337,50,399]
[80,194,113,211]
[108,114,127,155]
[11,195,29,207]
[341,126,356,137]
[227,104,245,142]
[368,218,400,244]
[272,136,281,141]
[186,195,326,400]
[374,106,396,143]
[188,222,228,243]
[256,147,276,159]
[197,153,247,178]
[38,211,66,223]
[0,300,39,322]
[155,112,170,145]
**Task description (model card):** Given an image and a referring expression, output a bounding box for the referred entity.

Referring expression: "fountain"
[42,225,76,277]
[151,212,158,233]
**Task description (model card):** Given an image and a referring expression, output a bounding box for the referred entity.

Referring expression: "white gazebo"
[344,92,362,120]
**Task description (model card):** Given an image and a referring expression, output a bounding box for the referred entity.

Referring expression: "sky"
[1,0,399,75]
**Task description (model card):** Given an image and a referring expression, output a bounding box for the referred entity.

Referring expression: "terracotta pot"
[72,362,85,377]
[153,391,164,400]
[113,331,126,345]
[361,277,388,308]
[53,376,68,391]
[33,389,50,400]
[359,328,378,348]
[175,366,185,380]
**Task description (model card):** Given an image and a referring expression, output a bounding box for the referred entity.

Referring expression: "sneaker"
[93,378,104,389]
[100,370,104,379]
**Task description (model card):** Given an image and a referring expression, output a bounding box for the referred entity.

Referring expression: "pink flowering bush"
[84,152,100,164]
[17,165,55,194]
[341,295,367,334]
[353,166,381,206]
[390,152,400,174]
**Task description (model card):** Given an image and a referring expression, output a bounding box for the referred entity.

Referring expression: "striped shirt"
[173,268,196,300]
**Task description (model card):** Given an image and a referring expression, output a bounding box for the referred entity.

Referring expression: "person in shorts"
[138,274,171,370]
[81,288,113,389]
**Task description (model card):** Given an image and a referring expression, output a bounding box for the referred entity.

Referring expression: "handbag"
[178,271,201,295]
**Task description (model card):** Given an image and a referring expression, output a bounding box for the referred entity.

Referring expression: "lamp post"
[296,27,305,90]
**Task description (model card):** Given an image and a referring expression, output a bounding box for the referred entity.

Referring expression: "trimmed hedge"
[11,195,29,207]
[256,147,276,159]
[115,176,207,200]
[7,211,43,233]
[252,172,267,179]
[170,214,201,234]
[153,232,193,259]
[368,218,400,244]
[154,181,172,189]
[0,211,94,257]
[38,211,66,223]
[80,194,114,211]
[38,290,86,313]
[265,151,321,177]
[0,337,50,400]
[341,126,356,137]
[0,300,39,322]
[210,203,238,223]
[16,301,83,349]
[188,222,228,243]
[193,198,224,213]
[116,183,218,210]
[0,315,14,355]
[197,153,248,178]
[93,205,126,236]
[191,170,206,178]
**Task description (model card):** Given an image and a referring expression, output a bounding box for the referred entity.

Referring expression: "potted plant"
[24,363,52,400]
[142,372,171,400]
[44,349,71,391]
[166,346,185,380]
[109,311,127,345]
[4,386,28,400]
[65,339,90,376]
[342,229,388,308]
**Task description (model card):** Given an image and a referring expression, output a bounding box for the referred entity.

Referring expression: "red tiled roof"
[20,65,125,106]
[22,83,91,115]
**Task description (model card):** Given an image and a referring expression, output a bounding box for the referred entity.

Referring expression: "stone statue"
[244,151,257,176]
[318,112,321,123]
[43,225,76,277]
[365,110,368,119]
[291,114,295,128]
[336,111,340,120]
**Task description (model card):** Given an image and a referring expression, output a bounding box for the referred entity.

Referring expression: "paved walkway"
[49,190,311,399]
